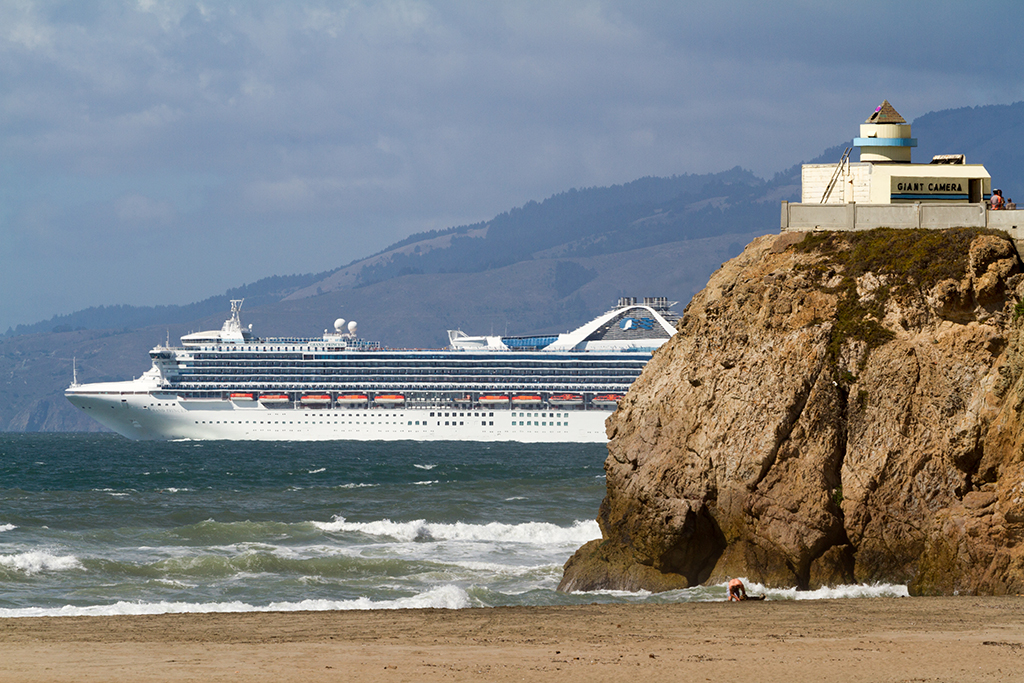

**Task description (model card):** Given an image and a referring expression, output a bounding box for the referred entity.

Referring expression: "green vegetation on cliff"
[796,227,1005,367]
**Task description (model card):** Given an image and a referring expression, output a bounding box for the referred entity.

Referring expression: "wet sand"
[1,597,1023,682]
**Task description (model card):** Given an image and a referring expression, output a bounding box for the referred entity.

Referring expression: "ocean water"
[0,433,907,617]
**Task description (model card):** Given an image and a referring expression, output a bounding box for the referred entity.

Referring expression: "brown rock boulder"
[559,228,1024,595]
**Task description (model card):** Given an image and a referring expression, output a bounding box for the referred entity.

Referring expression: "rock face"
[559,228,1024,596]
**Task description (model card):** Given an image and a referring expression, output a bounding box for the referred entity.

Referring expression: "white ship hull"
[67,381,611,443]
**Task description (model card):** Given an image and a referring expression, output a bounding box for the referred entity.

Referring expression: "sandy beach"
[1,597,1022,682]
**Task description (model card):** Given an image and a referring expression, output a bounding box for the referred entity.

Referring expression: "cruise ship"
[65,297,679,442]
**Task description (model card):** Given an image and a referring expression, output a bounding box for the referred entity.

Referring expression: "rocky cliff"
[559,227,1024,596]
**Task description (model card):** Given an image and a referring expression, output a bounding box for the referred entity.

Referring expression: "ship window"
[460,421,463,426]
[445,421,449,425]
[481,421,486,426]
[489,421,493,426]
[489,412,493,417]
[527,421,531,425]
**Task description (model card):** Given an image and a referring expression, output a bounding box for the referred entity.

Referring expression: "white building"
[800,100,991,206]
[782,100,1019,245]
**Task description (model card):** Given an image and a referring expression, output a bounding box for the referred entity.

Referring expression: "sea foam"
[713,578,910,600]
[0,523,16,533]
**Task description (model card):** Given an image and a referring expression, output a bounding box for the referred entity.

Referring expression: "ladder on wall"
[820,147,852,204]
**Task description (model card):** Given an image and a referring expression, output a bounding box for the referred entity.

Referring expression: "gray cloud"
[2,0,1022,330]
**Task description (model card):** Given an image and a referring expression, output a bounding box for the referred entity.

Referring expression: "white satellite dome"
[334,318,346,333]
[347,320,358,334]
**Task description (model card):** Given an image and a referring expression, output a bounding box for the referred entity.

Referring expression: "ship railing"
[168,387,624,405]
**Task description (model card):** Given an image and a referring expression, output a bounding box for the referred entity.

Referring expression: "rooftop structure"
[855,99,916,163]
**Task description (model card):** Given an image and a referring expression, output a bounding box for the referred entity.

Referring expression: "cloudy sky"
[2,0,1022,332]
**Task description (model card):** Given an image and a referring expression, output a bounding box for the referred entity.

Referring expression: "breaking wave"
[0,585,471,618]
[0,551,84,575]
[313,517,600,545]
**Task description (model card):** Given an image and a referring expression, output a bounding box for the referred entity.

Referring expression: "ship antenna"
[72,356,79,388]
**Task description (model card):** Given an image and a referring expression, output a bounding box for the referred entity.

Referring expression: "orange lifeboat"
[258,394,290,404]
[548,393,583,406]
[229,392,255,402]
[592,394,623,406]
[374,394,405,405]
[511,395,543,405]
[300,394,332,405]
[478,395,509,405]
[335,394,369,404]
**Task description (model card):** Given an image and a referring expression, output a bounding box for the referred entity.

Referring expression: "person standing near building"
[991,189,1005,210]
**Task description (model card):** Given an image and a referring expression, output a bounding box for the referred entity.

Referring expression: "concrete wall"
[780,201,1024,257]
[989,210,1024,233]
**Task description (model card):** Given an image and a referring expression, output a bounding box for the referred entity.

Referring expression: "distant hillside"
[285,167,796,298]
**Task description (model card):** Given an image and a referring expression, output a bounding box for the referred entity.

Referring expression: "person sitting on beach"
[991,189,1005,210]
[727,578,747,601]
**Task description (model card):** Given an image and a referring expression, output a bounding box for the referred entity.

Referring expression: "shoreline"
[2,597,1022,682]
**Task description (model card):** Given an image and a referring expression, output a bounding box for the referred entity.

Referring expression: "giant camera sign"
[890,177,968,202]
